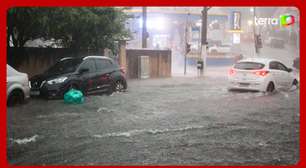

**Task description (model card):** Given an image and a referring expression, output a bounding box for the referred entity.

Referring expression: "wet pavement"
[7,70,299,165]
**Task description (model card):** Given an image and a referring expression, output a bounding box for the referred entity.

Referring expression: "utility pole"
[253,7,259,55]
[200,7,209,76]
[142,7,148,48]
[184,12,190,75]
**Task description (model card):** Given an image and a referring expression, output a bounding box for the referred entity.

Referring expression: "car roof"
[82,55,112,60]
[237,57,281,65]
[60,56,112,61]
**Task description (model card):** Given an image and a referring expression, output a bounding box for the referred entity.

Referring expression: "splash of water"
[10,135,39,145]
[93,125,205,138]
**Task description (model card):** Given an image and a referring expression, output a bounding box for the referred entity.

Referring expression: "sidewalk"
[172,65,230,78]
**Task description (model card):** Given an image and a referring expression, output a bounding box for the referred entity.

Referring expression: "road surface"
[7,69,299,165]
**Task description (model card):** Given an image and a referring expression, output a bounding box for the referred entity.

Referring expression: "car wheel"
[266,82,275,93]
[7,89,24,106]
[68,83,79,90]
[64,83,81,96]
[106,85,114,95]
[115,80,126,92]
[292,79,299,89]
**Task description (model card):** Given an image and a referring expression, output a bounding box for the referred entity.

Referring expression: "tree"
[7,7,131,51]
[7,8,49,47]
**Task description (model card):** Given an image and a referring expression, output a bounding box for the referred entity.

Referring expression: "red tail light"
[253,70,269,77]
[229,68,236,76]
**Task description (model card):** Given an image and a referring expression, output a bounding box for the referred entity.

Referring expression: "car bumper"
[228,80,266,92]
[24,85,31,99]
[30,83,66,99]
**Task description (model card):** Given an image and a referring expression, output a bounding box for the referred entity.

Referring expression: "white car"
[208,44,232,54]
[228,58,298,92]
[7,65,30,106]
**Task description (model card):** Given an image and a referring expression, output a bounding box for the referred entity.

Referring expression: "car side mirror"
[79,68,89,74]
[287,68,292,73]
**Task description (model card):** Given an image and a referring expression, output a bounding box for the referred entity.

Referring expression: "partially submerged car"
[30,56,127,99]
[7,65,30,106]
[228,58,298,92]
[208,44,232,54]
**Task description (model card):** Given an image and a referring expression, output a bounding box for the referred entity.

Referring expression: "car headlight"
[47,77,67,85]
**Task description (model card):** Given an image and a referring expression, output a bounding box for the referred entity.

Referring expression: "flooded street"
[7,71,299,165]
[5,6,300,166]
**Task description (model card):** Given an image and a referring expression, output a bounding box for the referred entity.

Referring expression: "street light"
[196,20,202,27]
[139,17,167,31]
[252,7,260,55]
[250,7,254,13]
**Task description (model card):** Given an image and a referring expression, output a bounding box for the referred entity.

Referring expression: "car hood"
[7,72,28,83]
[30,72,71,82]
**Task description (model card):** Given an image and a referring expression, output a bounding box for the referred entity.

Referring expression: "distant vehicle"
[208,44,232,54]
[207,39,222,48]
[30,56,127,99]
[265,37,285,48]
[7,65,30,106]
[228,58,298,92]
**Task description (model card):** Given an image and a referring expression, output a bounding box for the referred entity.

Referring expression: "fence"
[7,47,172,79]
[7,47,103,77]
[126,49,171,79]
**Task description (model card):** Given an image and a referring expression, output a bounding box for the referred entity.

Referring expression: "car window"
[95,59,113,71]
[269,61,279,70]
[234,62,265,70]
[79,59,96,73]
[46,58,82,75]
[277,62,288,71]
[269,61,287,71]
[7,65,17,77]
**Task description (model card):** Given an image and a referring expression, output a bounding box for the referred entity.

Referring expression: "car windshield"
[45,58,82,75]
[234,62,265,70]
[7,65,18,76]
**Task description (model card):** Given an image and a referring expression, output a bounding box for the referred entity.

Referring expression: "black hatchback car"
[30,56,127,99]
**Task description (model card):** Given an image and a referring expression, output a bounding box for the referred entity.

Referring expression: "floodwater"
[7,72,299,165]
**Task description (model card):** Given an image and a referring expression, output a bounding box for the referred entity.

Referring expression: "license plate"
[239,83,250,87]
[30,90,40,96]
[239,73,247,80]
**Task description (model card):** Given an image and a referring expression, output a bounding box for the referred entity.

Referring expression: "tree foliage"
[7,7,131,51]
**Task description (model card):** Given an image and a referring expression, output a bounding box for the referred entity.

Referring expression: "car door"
[95,58,114,91]
[277,62,292,88]
[77,59,97,93]
[269,61,283,89]
[7,65,15,94]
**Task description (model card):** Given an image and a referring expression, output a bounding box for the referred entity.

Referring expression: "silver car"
[7,65,30,106]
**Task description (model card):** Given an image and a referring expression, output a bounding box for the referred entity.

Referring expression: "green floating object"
[64,89,84,104]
